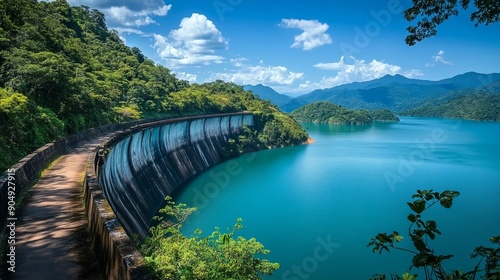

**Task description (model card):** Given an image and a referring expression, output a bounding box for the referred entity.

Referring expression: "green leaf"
[401,272,418,280]
[415,200,426,213]
[439,191,460,208]
[439,254,453,260]
[416,219,426,228]
[424,193,434,201]
[377,234,392,243]
[394,235,404,242]
[439,197,452,208]
[407,202,418,213]
[413,237,427,252]
[433,192,440,199]
[428,231,435,240]
[412,253,430,267]
[407,214,417,222]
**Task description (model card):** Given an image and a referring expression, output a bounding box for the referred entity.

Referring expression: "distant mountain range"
[243,84,292,107]
[245,72,500,113]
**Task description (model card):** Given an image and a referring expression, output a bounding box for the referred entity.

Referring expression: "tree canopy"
[140,197,280,280]
[402,92,500,121]
[404,0,500,45]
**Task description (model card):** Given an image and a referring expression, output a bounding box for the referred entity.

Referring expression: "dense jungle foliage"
[0,0,308,171]
[291,101,399,124]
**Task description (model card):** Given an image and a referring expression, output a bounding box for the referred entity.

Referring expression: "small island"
[290,101,399,124]
[370,109,401,122]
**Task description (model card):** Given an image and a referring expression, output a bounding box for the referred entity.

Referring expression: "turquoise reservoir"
[173,117,500,279]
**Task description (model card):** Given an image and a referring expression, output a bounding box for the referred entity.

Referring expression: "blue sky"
[67,0,500,95]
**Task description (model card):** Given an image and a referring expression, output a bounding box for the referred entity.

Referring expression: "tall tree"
[404,0,500,45]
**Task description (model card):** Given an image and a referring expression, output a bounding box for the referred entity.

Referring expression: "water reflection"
[301,122,373,135]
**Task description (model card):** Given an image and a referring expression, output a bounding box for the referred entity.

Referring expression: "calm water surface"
[173,117,500,279]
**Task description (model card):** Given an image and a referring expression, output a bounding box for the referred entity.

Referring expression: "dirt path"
[10,138,110,280]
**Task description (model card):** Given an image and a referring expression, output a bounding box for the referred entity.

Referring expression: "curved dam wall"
[98,113,254,240]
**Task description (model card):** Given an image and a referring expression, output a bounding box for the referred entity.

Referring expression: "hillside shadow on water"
[301,122,373,136]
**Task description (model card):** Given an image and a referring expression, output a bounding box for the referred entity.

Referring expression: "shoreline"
[304,137,315,144]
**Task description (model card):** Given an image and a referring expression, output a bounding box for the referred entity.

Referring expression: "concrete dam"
[98,113,254,240]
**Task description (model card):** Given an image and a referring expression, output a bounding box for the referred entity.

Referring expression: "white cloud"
[112,27,145,35]
[314,56,401,83]
[426,50,452,67]
[153,13,228,67]
[314,59,346,70]
[174,71,197,83]
[230,58,248,67]
[280,19,332,50]
[404,69,424,78]
[134,16,156,26]
[68,0,171,32]
[299,56,420,91]
[208,61,303,85]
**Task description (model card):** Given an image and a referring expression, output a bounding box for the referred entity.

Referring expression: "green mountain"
[281,73,500,113]
[0,0,307,170]
[290,102,399,125]
[402,93,500,121]
[243,84,292,106]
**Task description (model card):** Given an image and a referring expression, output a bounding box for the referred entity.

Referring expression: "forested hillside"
[402,93,500,121]
[290,102,399,124]
[0,0,307,171]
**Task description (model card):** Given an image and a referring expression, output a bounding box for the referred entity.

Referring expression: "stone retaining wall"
[0,121,146,224]
[83,154,150,280]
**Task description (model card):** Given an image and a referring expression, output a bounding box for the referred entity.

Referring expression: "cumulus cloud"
[280,19,332,50]
[426,50,452,67]
[153,13,228,67]
[174,71,197,83]
[209,61,303,85]
[68,0,171,32]
[134,16,156,27]
[314,56,401,83]
[297,56,420,91]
